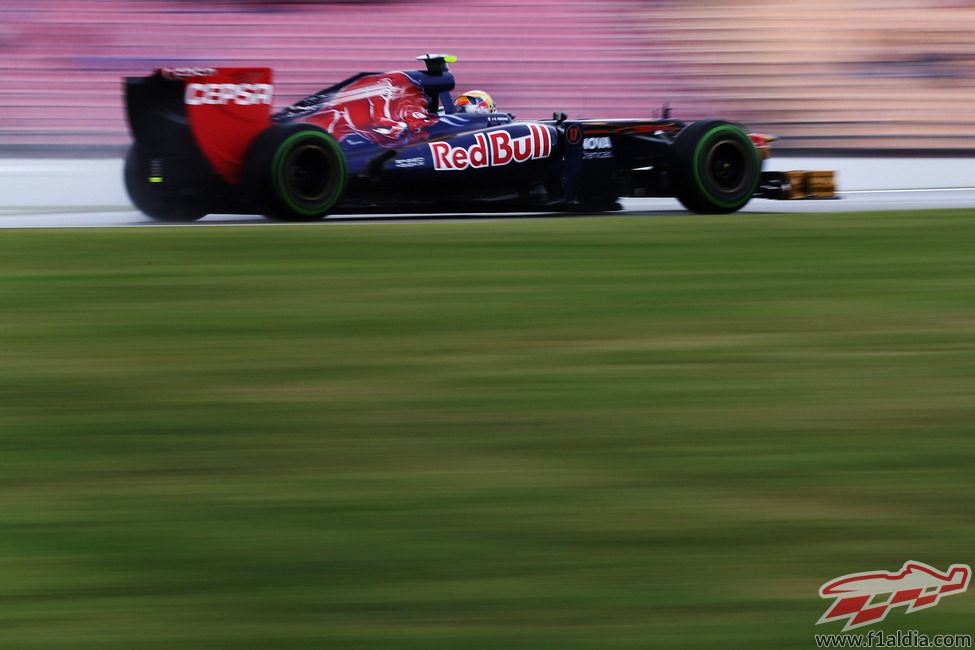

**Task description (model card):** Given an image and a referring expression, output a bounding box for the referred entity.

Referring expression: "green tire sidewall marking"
[271,130,348,216]
[691,124,761,210]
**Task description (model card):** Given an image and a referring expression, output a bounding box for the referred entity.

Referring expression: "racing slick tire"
[124,145,207,222]
[672,120,761,214]
[245,123,348,221]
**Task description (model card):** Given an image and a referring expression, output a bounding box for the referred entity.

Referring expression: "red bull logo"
[817,561,971,631]
[429,124,553,171]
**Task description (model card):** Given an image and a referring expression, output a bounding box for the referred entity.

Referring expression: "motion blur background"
[4,3,975,649]
[3,0,975,154]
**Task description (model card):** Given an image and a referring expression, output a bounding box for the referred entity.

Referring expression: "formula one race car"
[124,55,774,221]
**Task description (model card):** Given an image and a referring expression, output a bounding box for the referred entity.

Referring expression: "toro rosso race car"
[124,55,777,221]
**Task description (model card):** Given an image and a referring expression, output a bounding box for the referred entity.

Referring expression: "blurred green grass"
[1,211,974,648]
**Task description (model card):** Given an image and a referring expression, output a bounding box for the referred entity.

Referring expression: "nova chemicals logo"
[817,561,971,631]
[583,136,612,150]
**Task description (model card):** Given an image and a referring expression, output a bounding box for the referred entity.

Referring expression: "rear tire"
[245,124,347,221]
[124,145,207,222]
[672,120,761,214]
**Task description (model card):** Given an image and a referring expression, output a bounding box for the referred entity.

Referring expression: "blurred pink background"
[2,0,975,152]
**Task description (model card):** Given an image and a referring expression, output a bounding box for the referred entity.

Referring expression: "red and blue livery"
[124,55,772,221]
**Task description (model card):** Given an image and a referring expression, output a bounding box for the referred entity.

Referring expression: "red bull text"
[429,124,553,171]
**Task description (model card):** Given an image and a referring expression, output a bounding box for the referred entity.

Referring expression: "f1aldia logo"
[429,125,552,171]
[817,561,970,631]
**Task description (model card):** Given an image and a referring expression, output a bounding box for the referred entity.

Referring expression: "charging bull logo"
[429,124,553,171]
[305,73,437,148]
[817,561,970,631]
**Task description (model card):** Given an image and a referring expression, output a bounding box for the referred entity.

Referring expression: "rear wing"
[125,67,274,184]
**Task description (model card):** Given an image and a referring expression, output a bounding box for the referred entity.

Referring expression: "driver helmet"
[455,90,496,114]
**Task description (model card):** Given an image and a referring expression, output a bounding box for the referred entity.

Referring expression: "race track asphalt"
[1,157,974,228]
[1,189,974,229]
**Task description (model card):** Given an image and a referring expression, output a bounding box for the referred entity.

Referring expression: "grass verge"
[2,211,974,648]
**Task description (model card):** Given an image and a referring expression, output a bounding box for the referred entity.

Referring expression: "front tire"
[672,120,761,214]
[245,123,347,221]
